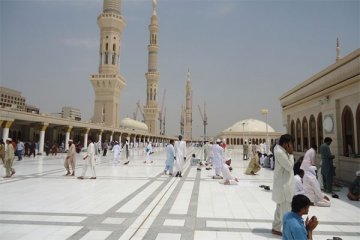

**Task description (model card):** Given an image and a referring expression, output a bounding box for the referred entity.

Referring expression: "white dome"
[223,119,275,133]
[120,118,148,132]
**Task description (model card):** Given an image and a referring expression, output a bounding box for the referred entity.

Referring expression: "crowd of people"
[1,133,359,239]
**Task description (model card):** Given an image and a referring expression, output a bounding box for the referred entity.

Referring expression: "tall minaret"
[336,38,341,61]
[90,0,126,127]
[144,0,160,135]
[184,69,192,141]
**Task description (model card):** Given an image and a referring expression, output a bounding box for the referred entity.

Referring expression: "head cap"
[6,138,12,142]
[68,139,73,142]
[216,139,221,143]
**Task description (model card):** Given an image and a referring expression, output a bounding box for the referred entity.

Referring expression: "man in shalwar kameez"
[164,140,176,175]
[174,135,186,177]
[64,139,76,176]
[271,134,295,236]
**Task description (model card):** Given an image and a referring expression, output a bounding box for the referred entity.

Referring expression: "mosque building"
[144,0,160,135]
[217,119,282,146]
[280,42,360,182]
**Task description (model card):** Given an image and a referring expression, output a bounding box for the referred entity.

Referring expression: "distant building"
[25,104,40,114]
[279,46,360,182]
[0,87,26,111]
[217,119,282,146]
[0,86,39,113]
[61,106,81,121]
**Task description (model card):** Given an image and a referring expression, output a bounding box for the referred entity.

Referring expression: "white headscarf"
[308,166,317,177]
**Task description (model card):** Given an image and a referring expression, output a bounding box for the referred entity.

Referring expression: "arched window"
[302,117,309,151]
[241,138,243,145]
[112,53,115,65]
[105,43,108,51]
[296,119,302,151]
[291,120,295,140]
[113,44,116,51]
[237,138,240,145]
[317,113,323,151]
[357,104,360,154]
[309,115,316,148]
[150,88,153,101]
[342,106,355,156]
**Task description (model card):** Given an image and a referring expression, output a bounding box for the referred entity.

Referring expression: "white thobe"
[112,144,121,163]
[294,174,305,195]
[272,144,295,232]
[212,144,224,176]
[174,140,186,172]
[81,142,96,177]
[303,166,330,207]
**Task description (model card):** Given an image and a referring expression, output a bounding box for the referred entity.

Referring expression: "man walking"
[4,138,15,178]
[320,137,335,195]
[16,139,24,161]
[271,134,295,236]
[174,135,186,177]
[164,139,176,175]
[64,139,76,176]
[243,141,249,160]
[78,137,96,179]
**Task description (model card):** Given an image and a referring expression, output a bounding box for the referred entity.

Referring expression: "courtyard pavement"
[0,146,359,240]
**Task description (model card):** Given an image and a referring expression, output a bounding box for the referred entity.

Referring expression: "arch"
[105,43,108,51]
[237,138,240,145]
[309,115,316,148]
[290,120,295,141]
[342,106,355,156]
[317,113,323,150]
[296,119,301,151]
[302,117,309,151]
[113,44,116,51]
[241,138,243,145]
[357,104,360,154]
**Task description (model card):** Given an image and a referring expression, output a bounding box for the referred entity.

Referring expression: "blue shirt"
[282,211,307,240]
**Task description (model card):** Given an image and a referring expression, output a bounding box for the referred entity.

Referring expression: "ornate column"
[39,123,49,155]
[65,126,73,151]
[2,121,13,141]
[84,128,90,149]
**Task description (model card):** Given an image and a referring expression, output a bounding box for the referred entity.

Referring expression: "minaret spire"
[184,69,192,141]
[336,37,341,61]
[90,0,126,127]
[144,0,160,135]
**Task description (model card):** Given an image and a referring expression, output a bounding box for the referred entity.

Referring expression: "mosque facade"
[280,45,360,182]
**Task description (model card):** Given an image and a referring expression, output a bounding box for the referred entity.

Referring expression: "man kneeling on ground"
[283,194,318,240]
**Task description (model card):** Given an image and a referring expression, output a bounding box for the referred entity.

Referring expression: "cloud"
[62,38,98,49]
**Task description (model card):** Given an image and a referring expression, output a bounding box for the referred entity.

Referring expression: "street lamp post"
[242,121,246,144]
[260,108,269,151]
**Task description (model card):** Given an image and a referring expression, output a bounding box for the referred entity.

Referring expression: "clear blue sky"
[1,0,359,137]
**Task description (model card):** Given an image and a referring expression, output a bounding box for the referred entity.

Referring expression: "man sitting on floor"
[283,194,318,240]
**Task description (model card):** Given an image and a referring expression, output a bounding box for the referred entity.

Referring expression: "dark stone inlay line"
[142,153,202,240]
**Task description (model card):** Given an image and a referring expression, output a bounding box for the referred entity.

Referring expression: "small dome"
[223,119,275,133]
[120,118,148,132]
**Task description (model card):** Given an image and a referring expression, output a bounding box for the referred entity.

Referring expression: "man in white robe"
[272,134,295,236]
[112,141,121,164]
[144,142,153,164]
[78,137,96,179]
[295,169,305,195]
[174,135,186,177]
[303,166,330,207]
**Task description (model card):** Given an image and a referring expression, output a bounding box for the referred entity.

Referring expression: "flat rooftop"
[1,147,359,240]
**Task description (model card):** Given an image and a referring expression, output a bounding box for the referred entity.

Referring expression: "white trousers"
[272,201,291,232]
[81,158,96,177]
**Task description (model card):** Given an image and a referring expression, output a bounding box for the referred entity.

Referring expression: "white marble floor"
[0,147,359,240]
